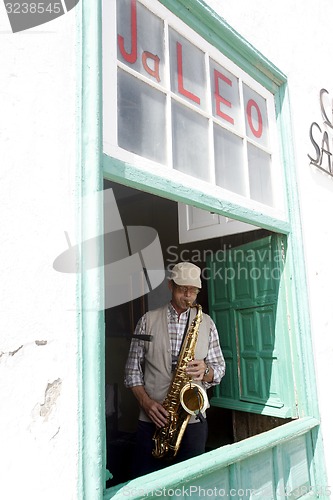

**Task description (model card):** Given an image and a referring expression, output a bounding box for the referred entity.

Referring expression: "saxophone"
[152,302,209,459]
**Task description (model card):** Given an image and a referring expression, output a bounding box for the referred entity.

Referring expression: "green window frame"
[78,1,326,498]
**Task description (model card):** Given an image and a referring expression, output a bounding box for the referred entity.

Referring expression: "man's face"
[169,281,200,313]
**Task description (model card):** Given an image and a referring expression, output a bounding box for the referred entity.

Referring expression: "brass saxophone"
[152,302,209,459]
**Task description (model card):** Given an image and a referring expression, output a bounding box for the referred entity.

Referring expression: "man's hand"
[186,359,206,380]
[131,386,169,428]
[142,398,169,428]
[187,359,214,382]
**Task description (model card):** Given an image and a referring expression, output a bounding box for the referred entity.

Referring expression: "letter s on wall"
[308,122,322,164]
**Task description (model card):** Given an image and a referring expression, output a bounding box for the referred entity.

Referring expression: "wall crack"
[9,345,23,356]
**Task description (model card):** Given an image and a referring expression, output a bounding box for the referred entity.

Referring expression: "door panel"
[208,234,297,418]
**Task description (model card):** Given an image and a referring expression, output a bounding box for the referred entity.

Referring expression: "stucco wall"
[2,0,333,497]
[206,0,333,487]
[0,6,79,500]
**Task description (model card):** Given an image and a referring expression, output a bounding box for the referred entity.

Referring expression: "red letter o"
[246,99,263,138]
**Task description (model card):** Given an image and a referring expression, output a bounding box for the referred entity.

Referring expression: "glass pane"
[169,28,206,110]
[214,125,245,195]
[118,69,166,164]
[248,143,273,206]
[172,101,209,181]
[243,84,269,148]
[210,59,241,131]
[117,0,165,85]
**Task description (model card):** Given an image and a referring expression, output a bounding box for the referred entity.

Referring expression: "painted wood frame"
[78,0,329,498]
[77,0,106,498]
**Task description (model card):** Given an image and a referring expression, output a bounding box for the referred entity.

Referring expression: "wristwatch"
[204,365,210,376]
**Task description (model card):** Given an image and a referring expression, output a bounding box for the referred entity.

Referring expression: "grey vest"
[139,304,210,423]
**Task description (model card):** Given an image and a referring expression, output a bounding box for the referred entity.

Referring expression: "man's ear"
[167,280,173,292]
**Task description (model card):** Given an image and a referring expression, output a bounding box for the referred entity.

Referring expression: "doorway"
[104,179,289,486]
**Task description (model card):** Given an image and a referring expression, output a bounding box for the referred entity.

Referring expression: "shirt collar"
[168,301,189,320]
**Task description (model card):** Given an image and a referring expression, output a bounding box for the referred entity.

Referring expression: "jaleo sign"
[104,0,279,208]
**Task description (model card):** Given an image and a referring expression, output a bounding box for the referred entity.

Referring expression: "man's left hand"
[186,359,206,380]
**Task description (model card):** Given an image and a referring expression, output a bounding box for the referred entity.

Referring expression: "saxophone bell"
[180,381,209,416]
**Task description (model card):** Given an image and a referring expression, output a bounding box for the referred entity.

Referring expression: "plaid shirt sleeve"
[202,317,226,389]
[124,314,147,388]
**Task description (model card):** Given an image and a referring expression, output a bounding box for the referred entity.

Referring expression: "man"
[124,262,225,477]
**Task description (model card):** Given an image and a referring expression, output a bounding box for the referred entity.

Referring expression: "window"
[99,1,321,498]
[103,0,285,216]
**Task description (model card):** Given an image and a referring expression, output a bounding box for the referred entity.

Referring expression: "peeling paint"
[0,341,48,359]
[39,378,62,420]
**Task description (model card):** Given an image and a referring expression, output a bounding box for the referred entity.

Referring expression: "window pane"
[243,84,269,148]
[210,59,241,131]
[172,101,209,181]
[248,143,273,205]
[118,69,166,164]
[169,28,206,110]
[117,0,165,85]
[214,125,246,195]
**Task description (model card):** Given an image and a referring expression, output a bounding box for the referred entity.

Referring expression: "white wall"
[207,0,333,487]
[0,7,79,500]
[2,0,333,497]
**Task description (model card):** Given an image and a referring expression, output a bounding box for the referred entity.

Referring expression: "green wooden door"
[208,234,297,418]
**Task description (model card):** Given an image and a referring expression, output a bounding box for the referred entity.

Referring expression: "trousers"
[131,419,208,478]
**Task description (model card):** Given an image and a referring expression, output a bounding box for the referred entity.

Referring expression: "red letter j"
[118,0,138,64]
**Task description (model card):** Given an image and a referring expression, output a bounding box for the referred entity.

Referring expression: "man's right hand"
[131,386,169,428]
